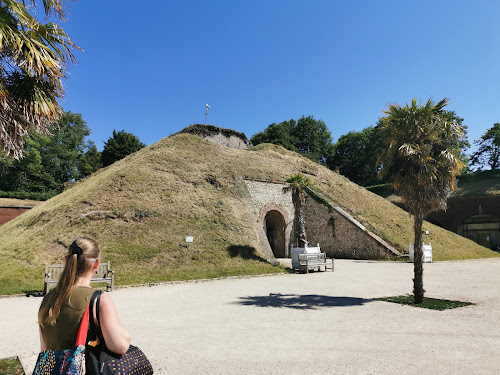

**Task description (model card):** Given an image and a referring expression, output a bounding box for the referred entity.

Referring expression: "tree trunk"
[413,215,425,304]
[293,190,307,247]
[297,204,307,247]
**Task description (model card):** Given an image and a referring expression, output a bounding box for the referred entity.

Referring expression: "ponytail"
[39,237,101,325]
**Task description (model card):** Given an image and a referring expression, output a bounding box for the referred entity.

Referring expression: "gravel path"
[1,258,499,375]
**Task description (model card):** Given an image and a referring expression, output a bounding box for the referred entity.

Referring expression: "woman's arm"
[99,293,131,355]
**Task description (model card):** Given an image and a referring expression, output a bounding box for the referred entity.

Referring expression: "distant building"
[427,196,500,251]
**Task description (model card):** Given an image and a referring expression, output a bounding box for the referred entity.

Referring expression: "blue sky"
[59,1,500,153]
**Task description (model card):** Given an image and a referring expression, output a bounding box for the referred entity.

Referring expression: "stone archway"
[264,210,286,258]
[259,203,291,258]
[457,213,500,250]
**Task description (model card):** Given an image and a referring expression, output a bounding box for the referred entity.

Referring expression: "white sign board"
[186,236,194,243]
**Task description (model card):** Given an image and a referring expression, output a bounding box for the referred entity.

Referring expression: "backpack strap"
[75,301,91,346]
[87,290,102,345]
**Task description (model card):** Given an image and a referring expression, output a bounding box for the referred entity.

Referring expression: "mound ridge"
[0,133,497,294]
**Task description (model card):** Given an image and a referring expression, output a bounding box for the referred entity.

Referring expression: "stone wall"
[0,206,31,225]
[176,124,253,150]
[203,134,251,150]
[426,196,500,232]
[243,180,294,259]
[244,180,294,221]
[304,196,399,260]
[243,180,400,260]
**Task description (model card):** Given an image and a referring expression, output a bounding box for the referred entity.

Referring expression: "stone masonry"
[243,179,399,261]
[244,180,295,260]
[304,195,400,260]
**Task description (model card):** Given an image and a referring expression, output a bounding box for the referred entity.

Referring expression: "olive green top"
[39,286,95,350]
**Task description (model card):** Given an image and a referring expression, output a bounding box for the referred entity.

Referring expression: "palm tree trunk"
[297,204,307,247]
[292,190,307,247]
[413,215,425,304]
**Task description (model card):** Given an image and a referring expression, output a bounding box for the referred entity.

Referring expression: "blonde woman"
[38,237,130,355]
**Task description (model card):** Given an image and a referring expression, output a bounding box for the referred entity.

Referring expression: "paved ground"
[1,258,499,375]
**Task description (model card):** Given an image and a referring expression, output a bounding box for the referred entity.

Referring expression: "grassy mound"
[0,198,41,207]
[0,134,497,295]
[368,169,500,199]
[454,169,500,197]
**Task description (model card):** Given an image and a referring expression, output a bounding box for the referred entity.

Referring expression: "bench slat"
[297,253,334,273]
[44,261,115,294]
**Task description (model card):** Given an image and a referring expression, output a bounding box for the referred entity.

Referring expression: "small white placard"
[186,236,194,243]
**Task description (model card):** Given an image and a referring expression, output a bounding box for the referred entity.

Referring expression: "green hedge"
[457,169,500,183]
[0,190,56,201]
[365,183,395,197]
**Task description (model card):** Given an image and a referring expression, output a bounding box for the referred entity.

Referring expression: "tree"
[101,130,145,167]
[78,141,102,178]
[377,98,465,304]
[442,111,470,168]
[0,111,91,193]
[250,120,298,152]
[470,123,500,171]
[328,111,468,187]
[251,116,333,164]
[328,126,383,186]
[283,173,313,247]
[293,116,333,163]
[41,112,90,184]
[0,0,81,159]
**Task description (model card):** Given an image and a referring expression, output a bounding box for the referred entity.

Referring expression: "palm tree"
[0,0,80,159]
[284,173,312,247]
[377,98,465,304]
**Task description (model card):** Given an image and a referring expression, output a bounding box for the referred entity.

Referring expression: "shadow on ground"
[24,290,44,297]
[233,293,371,310]
[227,245,268,263]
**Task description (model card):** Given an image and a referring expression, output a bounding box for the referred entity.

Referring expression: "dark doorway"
[458,214,500,250]
[264,210,286,257]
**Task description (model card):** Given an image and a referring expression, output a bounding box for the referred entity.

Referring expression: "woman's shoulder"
[67,286,96,309]
[39,288,56,310]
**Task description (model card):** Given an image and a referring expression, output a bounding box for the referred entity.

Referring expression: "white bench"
[409,243,433,263]
[298,253,334,273]
[44,261,115,294]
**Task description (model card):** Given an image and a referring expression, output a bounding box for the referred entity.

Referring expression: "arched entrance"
[457,214,500,250]
[264,210,286,258]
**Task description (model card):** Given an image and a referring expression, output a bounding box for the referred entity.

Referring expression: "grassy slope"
[374,170,500,201]
[0,134,497,294]
[453,170,500,197]
[0,198,41,207]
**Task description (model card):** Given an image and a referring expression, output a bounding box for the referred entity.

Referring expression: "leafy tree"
[41,112,91,183]
[251,116,333,164]
[101,130,146,167]
[250,120,298,152]
[293,116,333,163]
[328,111,468,187]
[283,173,313,247]
[0,111,91,193]
[442,111,470,168]
[470,123,500,171]
[328,126,383,186]
[0,0,81,159]
[377,98,465,304]
[0,134,56,192]
[78,141,102,178]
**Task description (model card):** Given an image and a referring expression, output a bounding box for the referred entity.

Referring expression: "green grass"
[454,170,500,197]
[0,197,41,207]
[0,134,498,295]
[367,170,500,199]
[0,357,24,375]
[377,295,475,310]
